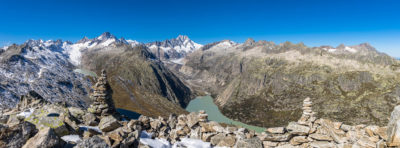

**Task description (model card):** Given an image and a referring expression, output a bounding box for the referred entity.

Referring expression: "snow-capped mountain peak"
[96,32,116,41]
[145,35,203,60]
[176,35,189,42]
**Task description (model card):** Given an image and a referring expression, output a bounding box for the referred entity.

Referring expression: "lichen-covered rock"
[236,137,263,148]
[24,106,69,136]
[98,115,121,132]
[74,135,110,148]
[22,127,62,148]
[68,107,85,120]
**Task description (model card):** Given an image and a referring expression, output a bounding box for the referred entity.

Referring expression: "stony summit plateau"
[1,32,400,148]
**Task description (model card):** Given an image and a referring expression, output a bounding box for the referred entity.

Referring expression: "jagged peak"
[176,35,189,41]
[96,32,116,41]
[77,36,91,43]
[244,38,256,46]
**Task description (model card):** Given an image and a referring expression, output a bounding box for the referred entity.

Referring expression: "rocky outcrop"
[0,42,91,109]
[387,105,400,146]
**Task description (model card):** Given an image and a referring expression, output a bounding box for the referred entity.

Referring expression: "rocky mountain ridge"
[175,38,400,127]
[0,32,196,119]
[0,41,91,109]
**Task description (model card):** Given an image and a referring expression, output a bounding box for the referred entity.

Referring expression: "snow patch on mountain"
[215,40,237,48]
[345,46,357,53]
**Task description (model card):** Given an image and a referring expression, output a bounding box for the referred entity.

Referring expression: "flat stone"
[303,102,312,107]
[275,144,298,148]
[225,126,237,134]
[75,135,110,148]
[309,141,335,148]
[266,127,285,134]
[304,97,311,102]
[263,141,278,147]
[309,133,333,141]
[260,133,293,142]
[98,115,121,132]
[236,137,262,148]
[286,122,310,136]
[340,124,353,132]
[289,136,308,145]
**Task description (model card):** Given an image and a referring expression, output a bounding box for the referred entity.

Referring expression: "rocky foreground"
[0,70,400,148]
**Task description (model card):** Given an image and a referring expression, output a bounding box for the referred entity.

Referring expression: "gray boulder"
[74,135,110,148]
[98,115,121,132]
[235,137,262,148]
[387,105,400,147]
[22,127,62,148]
[286,122,310,136]
[0,121,37,148]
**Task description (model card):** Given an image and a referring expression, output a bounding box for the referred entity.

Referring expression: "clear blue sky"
[1,0,400,56]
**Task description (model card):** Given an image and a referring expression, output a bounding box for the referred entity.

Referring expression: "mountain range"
[1,32,399,128]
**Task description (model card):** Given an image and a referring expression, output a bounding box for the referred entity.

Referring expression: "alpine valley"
[1,32,400,147]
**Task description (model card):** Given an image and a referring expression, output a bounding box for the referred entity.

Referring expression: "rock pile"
[88,69,117,117]
[297,97,316,126]
[258,98,388,148]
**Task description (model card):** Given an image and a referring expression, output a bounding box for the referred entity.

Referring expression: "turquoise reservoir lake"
[186,96,265,133]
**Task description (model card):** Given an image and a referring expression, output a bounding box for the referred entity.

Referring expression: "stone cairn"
[88,69,117,117]
[297,97,316,126]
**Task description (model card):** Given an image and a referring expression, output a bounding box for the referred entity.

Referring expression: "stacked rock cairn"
[88,69,117,117]
[298,97,316,126]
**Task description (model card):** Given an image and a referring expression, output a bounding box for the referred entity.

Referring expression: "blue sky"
[1,0,400,56]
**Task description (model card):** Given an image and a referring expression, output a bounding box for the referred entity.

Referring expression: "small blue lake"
[186,96,265,133]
